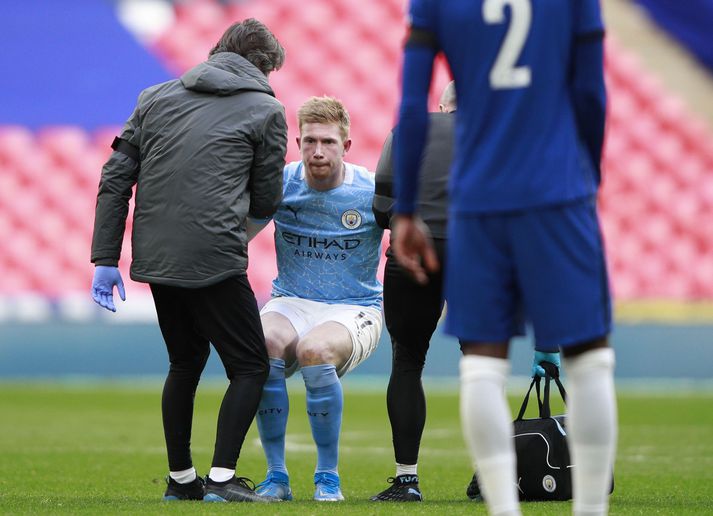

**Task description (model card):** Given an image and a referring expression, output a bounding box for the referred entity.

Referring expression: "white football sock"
[460,355,521,516]
[169,467,196,484]
[564,348,617,516]
[208,467,235,482]
[396,463,418,477]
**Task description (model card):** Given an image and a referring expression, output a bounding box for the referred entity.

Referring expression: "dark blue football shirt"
[394,0,606,214]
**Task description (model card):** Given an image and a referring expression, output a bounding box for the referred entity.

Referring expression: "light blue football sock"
[302,364,342,475]
[256,358,289,475]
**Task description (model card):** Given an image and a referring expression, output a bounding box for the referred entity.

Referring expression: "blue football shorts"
[444,197,612,349]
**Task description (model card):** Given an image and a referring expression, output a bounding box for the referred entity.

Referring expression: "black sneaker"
[203,476,280,503]
[466,472,483,501]
[162,475,205,501]
[370,475,423,502]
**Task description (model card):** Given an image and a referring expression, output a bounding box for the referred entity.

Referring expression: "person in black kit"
[90,19,287,503]
[370,82,558,502]
[370,82,456,502]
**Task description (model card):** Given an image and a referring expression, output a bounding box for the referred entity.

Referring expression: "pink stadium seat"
[5,192,45,231]
[649,130,686,173]
[610,272,642,300]
[36,127,91,169]
[675,156,706,188]
[661,271,695,300]
[667,238,700,273]
[0,170,22,206]
[636,254,672,296]
[639,213,675,250]
[40,171,78,209]
[0,213,13,252]
[295,2,338,36]
[5,231,41,269]
[627,116,662,153]
[14,151,55,189]
[152,23,201,74]
[692,255,713,297]
[607,90,638,125]
[655,95,689,131]
[0,265,33,294]
[58,230,90,267]
[669,194,702,233]
[175,0,224,37]
[34,211,68,249]
[678,117,713,163]
[0,125,35,165]
[645,174,678,211]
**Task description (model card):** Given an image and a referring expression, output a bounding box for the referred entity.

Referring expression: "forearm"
[90,154,138,263]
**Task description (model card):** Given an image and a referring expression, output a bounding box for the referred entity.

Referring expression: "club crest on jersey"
[341,209,362,229]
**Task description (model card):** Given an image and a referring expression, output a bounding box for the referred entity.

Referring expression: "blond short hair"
[297,96,350,141]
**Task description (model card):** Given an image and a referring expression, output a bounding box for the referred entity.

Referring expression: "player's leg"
[297,322,350,501]
[460,343,519,515]
[563,339,616,516]
[190,275,276,502]
[298,304,382,501]
[371,241,446,501]
[150,283,210,501]
[254,304,302,500]
[446,213,522,516]
[513,199,616,515]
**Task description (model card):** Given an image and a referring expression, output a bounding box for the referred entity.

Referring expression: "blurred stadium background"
[0,0,711,381]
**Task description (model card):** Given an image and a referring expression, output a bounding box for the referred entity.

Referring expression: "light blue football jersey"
[271,161,383,308]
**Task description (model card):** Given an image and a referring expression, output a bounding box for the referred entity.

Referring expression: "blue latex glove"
[531,350,561,378]
[91,266,126,312]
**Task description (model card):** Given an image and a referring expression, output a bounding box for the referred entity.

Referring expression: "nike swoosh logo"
[408,488,421,496]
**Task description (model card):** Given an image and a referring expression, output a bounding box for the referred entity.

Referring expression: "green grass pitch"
[1,381,711,515]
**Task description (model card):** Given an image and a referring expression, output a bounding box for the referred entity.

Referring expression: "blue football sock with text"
[302,364,343,475]
[256,358,289,475]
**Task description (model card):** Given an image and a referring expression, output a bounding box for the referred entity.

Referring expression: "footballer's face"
[298,122,352,191]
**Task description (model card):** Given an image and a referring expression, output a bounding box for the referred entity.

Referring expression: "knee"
[168,351,209,379]
[226,356,269,384]
[296,338,340,367]
[263,325,295,359]
[253,360,270,383]
[392,338,427,372]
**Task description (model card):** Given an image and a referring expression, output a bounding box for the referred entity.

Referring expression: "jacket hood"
[180,52,274,96]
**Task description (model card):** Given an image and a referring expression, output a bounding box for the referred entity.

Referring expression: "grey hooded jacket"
[91,52,287,287]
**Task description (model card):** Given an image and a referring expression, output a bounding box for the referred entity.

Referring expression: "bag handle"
[515,377,537,421]
[515,361,568,421]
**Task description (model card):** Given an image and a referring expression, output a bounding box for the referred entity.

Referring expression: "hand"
[391,215,440,285]
[531,350,560,378]
[91,266,126,312]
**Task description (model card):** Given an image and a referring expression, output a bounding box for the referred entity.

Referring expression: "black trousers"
[383,239,448,465]
[150,274,269,472]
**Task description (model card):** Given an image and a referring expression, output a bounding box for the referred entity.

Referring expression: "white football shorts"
[260,296,383,377]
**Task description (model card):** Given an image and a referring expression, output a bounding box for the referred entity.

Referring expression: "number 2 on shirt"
[483,0,532,89]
